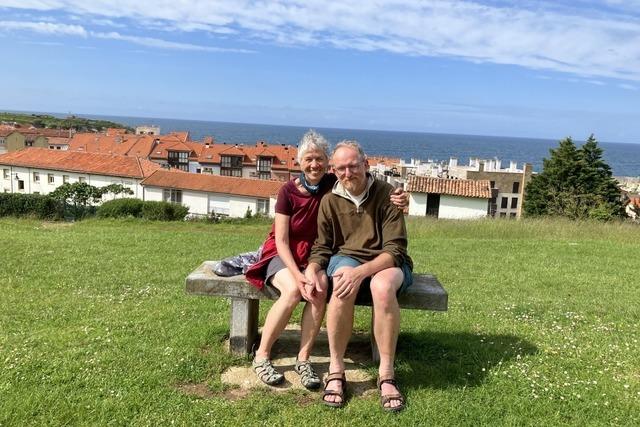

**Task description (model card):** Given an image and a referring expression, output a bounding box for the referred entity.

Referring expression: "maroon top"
[245,173,337,289]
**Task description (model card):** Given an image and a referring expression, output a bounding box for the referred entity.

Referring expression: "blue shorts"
[326,255,413,304]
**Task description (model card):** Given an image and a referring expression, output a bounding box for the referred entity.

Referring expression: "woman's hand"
[301,267,321,301]
[294,270,313,301]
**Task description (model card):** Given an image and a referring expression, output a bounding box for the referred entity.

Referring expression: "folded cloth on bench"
[213,248,261,277]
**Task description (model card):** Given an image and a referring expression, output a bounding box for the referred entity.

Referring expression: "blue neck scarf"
[300,173,321,194]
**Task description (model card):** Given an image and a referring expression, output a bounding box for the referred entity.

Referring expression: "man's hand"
[332,266,366,299]
[390,187,408,209]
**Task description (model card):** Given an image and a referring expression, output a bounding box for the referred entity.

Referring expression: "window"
[167,151,189,171]
[3,169,8,179]
[163,188,182,204]
[79,177,86,183]
[257,156,273,179]
[501,197,508,209]
[221,155,243,177]
[33,172,40,183]
[510,212,517,218]
[511,197,518,209]
[202,167,213,174]
[256,199,269,215]
[512,181,520,193]
[56,146,61,150]
[18,180,24,190]
[48,174,54,184]
[63,175,69,184]
[49,146,54,150]
[257,157,272,172]
[500,212,507,217]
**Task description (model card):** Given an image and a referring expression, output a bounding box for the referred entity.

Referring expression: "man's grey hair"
[333,140,366,162]
[297,130,330,163]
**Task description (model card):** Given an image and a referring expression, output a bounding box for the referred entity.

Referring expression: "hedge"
[1,193,189,221]
[0,193,61,219]
[97,198,144,218]
[97,199,188,221]
[140,201,189,221]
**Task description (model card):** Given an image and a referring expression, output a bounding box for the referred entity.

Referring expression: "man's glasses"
[333,162,363,175]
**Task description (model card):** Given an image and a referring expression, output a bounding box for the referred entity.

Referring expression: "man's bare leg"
[370,267,404,410]
[324,268,358,405]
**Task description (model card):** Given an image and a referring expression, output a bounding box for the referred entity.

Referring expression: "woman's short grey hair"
[298,130,330,163]
[333,140,366,162]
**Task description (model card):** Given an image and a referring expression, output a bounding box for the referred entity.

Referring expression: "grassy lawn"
[1,217,638,426]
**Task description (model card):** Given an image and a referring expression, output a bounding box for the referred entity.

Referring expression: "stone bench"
[186,260,448,361]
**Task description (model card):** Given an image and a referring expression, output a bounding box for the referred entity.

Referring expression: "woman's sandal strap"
[252,358,284,385]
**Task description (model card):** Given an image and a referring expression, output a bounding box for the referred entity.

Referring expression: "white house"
[140,169,283,218]
[0,147,161,199]
[407,175,492,219]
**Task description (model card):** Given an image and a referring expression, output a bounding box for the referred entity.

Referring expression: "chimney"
[495,159,501,170]
[478,161,485,172]
[449,157,458,168]
[510,160,517,171]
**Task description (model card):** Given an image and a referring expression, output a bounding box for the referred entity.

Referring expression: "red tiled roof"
[0,147,161,179]
[46,137,71,145]
[165,142,192,152]
[407,176,491,199]
[367,156,401,167]
[141,170,284,198]
[627,196,640,208]
[219,146,245,156]
[68,133,152,156]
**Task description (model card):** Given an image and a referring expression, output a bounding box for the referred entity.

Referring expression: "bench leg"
[229,298,259,357]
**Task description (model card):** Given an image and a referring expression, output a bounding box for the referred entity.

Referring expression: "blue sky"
[1,1,639,143]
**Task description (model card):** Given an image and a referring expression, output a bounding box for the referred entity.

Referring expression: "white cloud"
[0,20,87,36]
[92,31,254,53]
[618,83,638,91]
[2,1,640,81]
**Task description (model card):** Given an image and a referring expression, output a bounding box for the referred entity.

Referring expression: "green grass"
[1,217,639,426]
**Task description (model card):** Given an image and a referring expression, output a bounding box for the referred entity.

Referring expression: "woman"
[245,130,407,389]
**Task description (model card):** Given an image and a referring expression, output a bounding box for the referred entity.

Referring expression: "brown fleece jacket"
[308,177,413,271]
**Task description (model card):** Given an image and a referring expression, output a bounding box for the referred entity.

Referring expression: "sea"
[70,113,640,177]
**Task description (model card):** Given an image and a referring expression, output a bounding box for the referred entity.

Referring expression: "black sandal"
[377,376,406,413]
[322,372,346,408]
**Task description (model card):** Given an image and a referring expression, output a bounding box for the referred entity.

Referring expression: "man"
[305,141,413,412]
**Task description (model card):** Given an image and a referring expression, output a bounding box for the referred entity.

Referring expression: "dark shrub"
[141,201,189,221]
[97,198,144,218]
[0,193,61,219]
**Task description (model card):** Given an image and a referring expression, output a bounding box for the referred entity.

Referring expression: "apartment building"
[0,148,160,198]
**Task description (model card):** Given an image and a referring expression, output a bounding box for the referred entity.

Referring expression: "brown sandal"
[377,376,406,413]
[322,372,346,408]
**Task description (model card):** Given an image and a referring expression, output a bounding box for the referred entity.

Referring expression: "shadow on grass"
[396,331,538,390]
[255,328,538,394]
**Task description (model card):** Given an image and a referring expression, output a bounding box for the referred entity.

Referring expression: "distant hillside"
[0,112,133,133]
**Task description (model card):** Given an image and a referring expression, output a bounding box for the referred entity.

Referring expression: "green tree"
[101,183,134,198]
[524,135,624,220]
[50,182,103,219]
